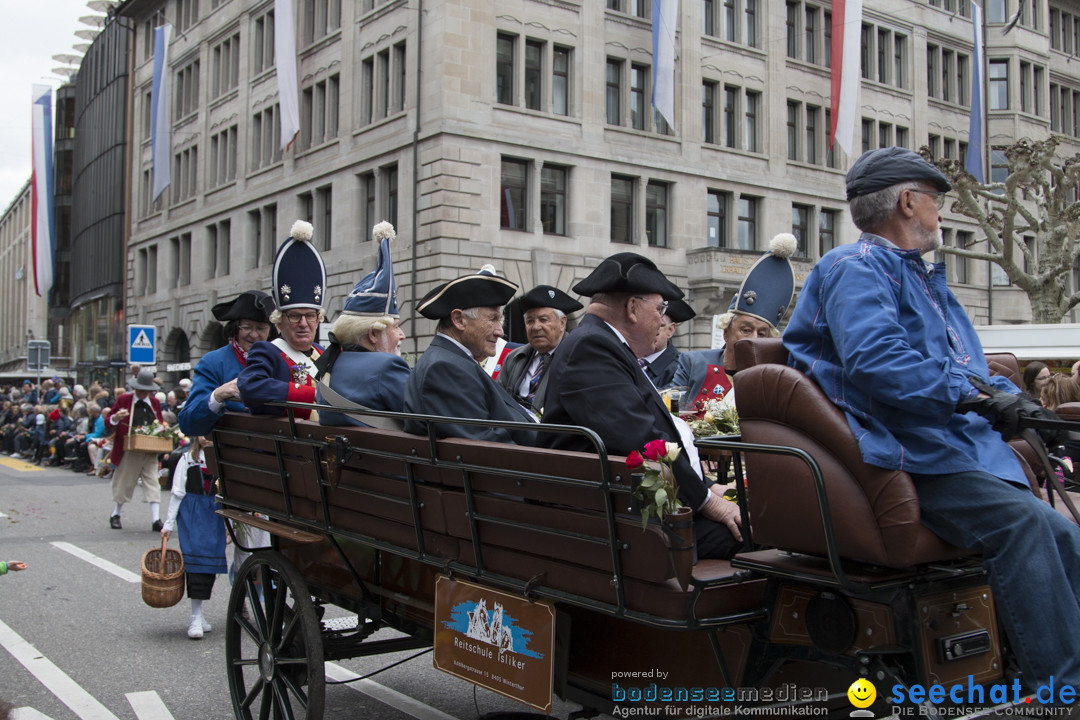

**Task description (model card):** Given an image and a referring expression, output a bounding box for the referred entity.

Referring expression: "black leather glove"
[958,378,1064,445]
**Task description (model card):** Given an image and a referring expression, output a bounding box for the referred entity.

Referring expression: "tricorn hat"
[417,265,518,320]
[272,220,327,312]
[729,233,798,328]
[342,222,399,318]
[518,285,584,315]
[846,146,952,200]
[131,368,160,392]
[665,298,696,324]
[212,290,276,323]
[572,252,684,301]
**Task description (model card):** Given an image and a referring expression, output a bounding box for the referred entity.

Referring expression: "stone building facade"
[111,0,1080,374]
[0,181,46,376]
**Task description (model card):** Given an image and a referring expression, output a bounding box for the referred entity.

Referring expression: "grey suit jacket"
[403,335,538,445]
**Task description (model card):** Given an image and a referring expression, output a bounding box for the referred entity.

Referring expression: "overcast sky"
[0,0,99,211]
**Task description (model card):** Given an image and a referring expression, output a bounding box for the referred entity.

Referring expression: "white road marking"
[126,691,176,720]
[0,510,8,518]
[325,662,459,720]
[0,618,120,720]
[12,708,55,720]
[50,542,140,583]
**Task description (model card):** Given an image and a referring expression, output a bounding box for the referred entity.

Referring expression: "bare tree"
[924,137,1080,323]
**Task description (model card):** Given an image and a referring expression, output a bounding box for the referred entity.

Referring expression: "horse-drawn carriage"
[208,338,1069,720]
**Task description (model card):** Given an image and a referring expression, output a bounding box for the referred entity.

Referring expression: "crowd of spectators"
[0,372,191,477]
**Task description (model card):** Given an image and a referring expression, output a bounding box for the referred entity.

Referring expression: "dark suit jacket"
[496,343,559,412]
[646,344,681,388]
[108,392,164,466]
[403,335,538,445]
[539,314,708,510]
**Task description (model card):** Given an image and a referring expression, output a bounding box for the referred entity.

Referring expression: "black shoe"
[109,514,122,529]
[151,520,163,532]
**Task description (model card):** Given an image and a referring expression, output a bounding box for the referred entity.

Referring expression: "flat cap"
[518,285,584,314]
[572,253,684,301]
[417,265,518,320]
[846,147,952,200]
[665,299,696,323]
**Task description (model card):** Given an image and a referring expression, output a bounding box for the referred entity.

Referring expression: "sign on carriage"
[433,575,555,712]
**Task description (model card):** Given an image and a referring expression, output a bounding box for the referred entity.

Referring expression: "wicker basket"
[125,434,173,453]
[141,536,185,608]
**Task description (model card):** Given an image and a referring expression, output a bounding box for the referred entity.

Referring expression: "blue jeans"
[912,471,1080,691]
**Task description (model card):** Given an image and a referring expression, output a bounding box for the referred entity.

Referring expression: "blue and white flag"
[651,0,678,128]
[275,0,301,149]
[966,1,985,182]
[150,23,172,201]
[31,85,54,298]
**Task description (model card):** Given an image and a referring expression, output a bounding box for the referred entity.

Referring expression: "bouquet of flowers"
[134,420,185,445]
[628,439,684,530]
[686,399,740,439]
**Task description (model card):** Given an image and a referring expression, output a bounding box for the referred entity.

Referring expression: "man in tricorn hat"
[179,290,275,437]
[641,298,695,389]
[239,220,326,420]
[539,253,743,559]
[671,233,797,414]
[107,368,166,531]
[314,222,410,428]
[404,265,537,445]
[785,146,1080,695]
[497,285,583,416]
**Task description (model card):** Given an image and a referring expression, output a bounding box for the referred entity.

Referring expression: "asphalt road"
[0,456,598,720]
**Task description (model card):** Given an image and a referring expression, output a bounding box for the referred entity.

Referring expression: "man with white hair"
[239,221,326,420]
[497,285,583,416]
[315,222,410,428]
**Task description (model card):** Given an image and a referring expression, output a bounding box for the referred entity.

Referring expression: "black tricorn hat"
[518,285,584,314]
[665,298,696,323]
[417,265,519,320]
[212,290,276,323]
[572,253,684,301]
[846,146,952,200]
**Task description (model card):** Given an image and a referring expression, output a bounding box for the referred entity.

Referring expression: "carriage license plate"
[433,575,555,712]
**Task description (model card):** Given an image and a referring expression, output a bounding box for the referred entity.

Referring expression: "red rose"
[643,439,668,462]
[625,451,644,469]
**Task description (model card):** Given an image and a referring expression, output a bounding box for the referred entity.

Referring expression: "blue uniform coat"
[317,348,411,427]
[178,344,247,437]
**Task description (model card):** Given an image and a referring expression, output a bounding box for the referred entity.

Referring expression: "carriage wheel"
[226,550,325,720]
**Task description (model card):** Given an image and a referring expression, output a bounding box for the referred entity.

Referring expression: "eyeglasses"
[910,189,948,210]
[237,323,270,334]
[283,311,319,326]
[634,296,670,315]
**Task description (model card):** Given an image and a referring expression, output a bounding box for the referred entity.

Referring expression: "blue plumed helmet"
[272,220,327,312]
[342,222,399,318]
[729,233,798,328]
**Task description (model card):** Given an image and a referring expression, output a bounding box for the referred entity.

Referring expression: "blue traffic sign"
[128,324,156,365]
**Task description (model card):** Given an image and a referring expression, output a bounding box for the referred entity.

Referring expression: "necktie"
[638,358,649,369]
[525,353,550,406]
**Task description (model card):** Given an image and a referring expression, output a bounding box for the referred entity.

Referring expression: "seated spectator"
[1022,361,1051,404]
[315,222,410,428]
[404,265,537,445]
[1042,373,1080,411]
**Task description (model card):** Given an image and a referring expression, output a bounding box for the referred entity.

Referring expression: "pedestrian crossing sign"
[128,325,156,364]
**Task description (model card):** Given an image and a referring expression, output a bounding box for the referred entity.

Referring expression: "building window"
[819,209,836,256]
[247,205,276,269]
[251,104,282,170]
[878,122,892,148]
[791,204,811,257]
[786,101,799,161]
[745,90,760,152]
[298,187,333,250]
[143,9,166,60]
[630,64,648,131]
[646,181,668,248]
[895,125,908,148]
[861,24,873,80]
[497,34,515,105]
[302,0,341,46]
[174,57,201,121]
[525,40,543,111]
[723,85,737,148]
[172,145,198,204]
[553,46,570,116]
[737,196,757,250]
[540,165,567,236]
[360,172,377,237]
[989,60,1009,110]
[611,175,635,244]
[861,117,874,154]
[987,0,1006,24]
[360,44,406,124]
[806,5,818,64]
[253,9,275,75]
[140,169,162,217]
[208,124,237,188]
[707,189,729,248]
[146,245,159,294]
[786,2,798,58]
[178,233,192,286]
[724,0,736,41]
[606,59,622,125]
[205,222,230,279]
[744,0,758,47]
[177,0,199,32]
[704,0,716,36]
[1033,66,1045,116]
[703,81,717,144]
[211,32,240,99]
[991,148,1009,185]
[955,230,972,284]
[300,74,339,150]
[806,105,820,164]
[385,164,399,228]
[501,158,528,231]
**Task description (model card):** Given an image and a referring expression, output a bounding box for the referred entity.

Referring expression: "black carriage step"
[217,508,323,543]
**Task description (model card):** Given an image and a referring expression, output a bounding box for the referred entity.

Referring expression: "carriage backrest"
[730,338,965,568]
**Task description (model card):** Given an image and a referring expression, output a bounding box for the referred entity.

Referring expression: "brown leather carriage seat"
[731,338,968,568]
